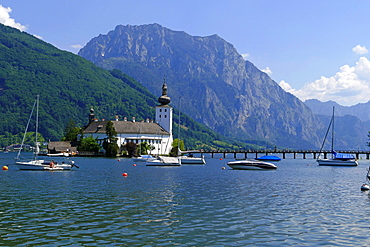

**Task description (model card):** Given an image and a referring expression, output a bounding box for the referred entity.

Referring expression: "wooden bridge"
[193,149,370,159]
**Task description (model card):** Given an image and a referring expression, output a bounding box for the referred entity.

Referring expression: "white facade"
[84,129,173,155]
[155,105,173,135]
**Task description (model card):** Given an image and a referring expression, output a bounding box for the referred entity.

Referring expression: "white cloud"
[71,44,83,49]
[241,53,249,60]
[352,45,368,55]
[279,80,293,91]
[0,5,27,31]
[281,57,370,106]
[261,67,272,75]
[33,34,43,40]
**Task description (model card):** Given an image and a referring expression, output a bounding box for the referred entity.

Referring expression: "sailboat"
[317,106,358,166]
[14,95,77,171]
[176,98,205,165]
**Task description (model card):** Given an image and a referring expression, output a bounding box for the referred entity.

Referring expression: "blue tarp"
[333,151,355,160]
[141,155,154,159]
[256,155,281,161]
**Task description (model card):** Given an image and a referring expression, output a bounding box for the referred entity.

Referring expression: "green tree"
[137,141,153,156]
[78,136,100,152]
[125,141,137,157]
[170,138,185,157]
[103,121,119,157]
[62,119,80,141]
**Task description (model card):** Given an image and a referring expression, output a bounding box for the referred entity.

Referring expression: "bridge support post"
[303,153,306,159]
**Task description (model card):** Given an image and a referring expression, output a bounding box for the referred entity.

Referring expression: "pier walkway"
[192,149,370,159]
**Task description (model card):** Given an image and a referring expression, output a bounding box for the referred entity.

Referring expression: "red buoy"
[133,164,137,166]
[2,166,8,171]
[222,167,226,170]
[122,173,128,177]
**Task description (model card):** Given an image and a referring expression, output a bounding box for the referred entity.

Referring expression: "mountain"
[305,99,370,122]
[79,23,325,149]
[0,23,245,151]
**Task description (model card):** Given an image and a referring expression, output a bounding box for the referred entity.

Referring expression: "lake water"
[1,152,370,246]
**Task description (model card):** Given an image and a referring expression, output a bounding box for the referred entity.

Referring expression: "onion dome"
[158,80,171,105]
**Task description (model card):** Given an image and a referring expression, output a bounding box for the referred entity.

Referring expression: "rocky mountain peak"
[79,24,347,149]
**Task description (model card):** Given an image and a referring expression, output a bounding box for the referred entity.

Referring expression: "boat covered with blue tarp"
[255,155,281,161]
[333,151,355,161]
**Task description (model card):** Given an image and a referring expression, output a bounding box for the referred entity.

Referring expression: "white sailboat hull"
[179,156,206,164]
[146,156,180,166]
[317,158,358,166]
[15,159,74,170]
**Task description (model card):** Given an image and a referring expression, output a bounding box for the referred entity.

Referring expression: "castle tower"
[155,80,172,134]
[88,107,95,124]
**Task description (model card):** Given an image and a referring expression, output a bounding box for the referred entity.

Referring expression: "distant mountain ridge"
[79,23,329,149]
[305,99,370,122]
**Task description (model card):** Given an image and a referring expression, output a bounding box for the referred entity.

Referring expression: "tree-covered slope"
[0,24,152,140]
[0,24,251,150]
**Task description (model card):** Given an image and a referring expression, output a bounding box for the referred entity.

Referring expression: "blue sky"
[1,0,370,106]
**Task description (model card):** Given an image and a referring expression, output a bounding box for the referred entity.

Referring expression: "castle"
[82,82,174,155]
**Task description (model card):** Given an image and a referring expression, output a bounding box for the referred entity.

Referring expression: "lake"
[1,152,370,246]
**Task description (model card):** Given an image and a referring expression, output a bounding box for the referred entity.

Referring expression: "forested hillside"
[0,23,249,150]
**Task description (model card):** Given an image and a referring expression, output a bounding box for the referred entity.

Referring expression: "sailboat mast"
[331,106,334,154]
[35,95,39,156]
[178,97,181,156]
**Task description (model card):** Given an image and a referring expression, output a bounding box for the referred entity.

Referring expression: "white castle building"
[82,82,173,155]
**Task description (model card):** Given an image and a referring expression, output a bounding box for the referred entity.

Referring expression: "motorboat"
[255,155,281,161]
[227,160,277,170]
[146,156,180,166]
[47,153,70,157]
[317,106,358,167]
